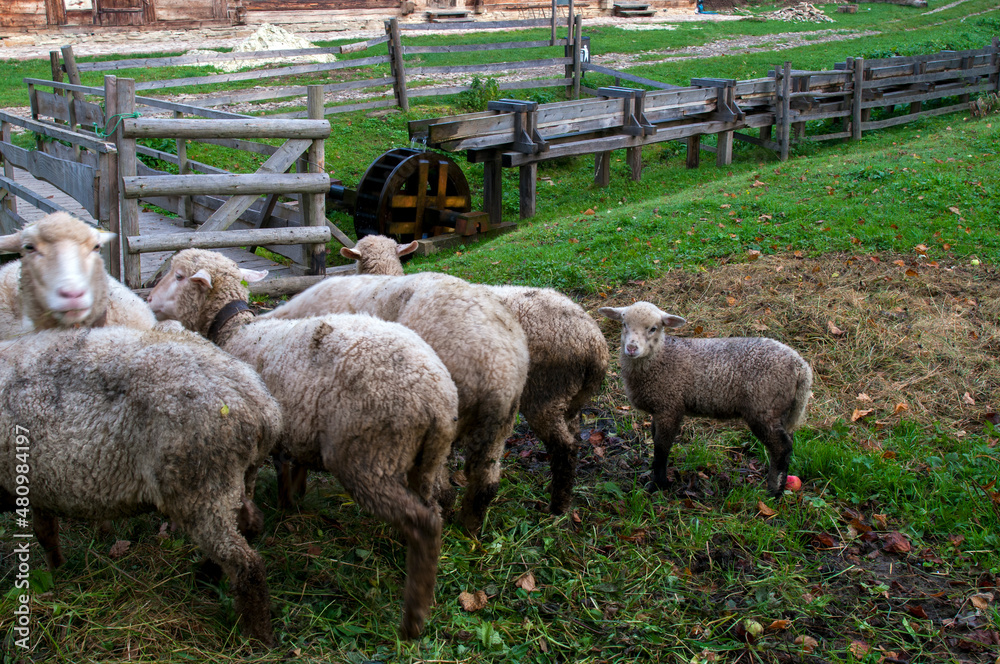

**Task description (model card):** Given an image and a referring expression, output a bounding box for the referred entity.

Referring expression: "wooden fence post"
[483,152,503,228]
[959,56,971,105]
[104,75,122,281]
[386,18,409,113]
[60,46,85,106]
[306,85,327,276]
[519,163,536,219]
[594,151,610,186]
[572,13,583,100]
[1,121,16,223]
[793,75,808,140]
[116,78,141,288]
[992,37,999,93]
[685,135,700,169]
[174,110,194,227]
[49,52,65,127]
[852,57,864,142]
[550,0,557,46]
[779,61,791,162]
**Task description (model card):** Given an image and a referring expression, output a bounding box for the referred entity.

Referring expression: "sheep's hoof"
[399,617,424,641]
[644,480,668,494]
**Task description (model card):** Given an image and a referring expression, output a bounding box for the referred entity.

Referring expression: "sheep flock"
[0,214,812,647]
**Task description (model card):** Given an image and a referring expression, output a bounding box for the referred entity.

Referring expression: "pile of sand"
[186,23,335,73]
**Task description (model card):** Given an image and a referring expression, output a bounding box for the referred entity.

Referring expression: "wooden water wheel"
[352,148,473,243]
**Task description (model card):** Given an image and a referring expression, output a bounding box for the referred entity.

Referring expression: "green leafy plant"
[457,76,501,112]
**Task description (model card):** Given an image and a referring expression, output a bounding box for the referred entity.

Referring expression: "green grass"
[1,7,1000,662]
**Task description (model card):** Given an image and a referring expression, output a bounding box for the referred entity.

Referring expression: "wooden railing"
[410,39,1000,224]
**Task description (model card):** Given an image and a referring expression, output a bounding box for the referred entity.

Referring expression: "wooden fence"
[411,39,1000,224]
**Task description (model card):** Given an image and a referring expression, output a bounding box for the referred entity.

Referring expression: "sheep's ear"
[190,268,213,290]
[0,231,21,254]
[598,306,624,321]
[340,246,361,261]
[397,240,419,257]
[97,231,116,246]
[662,313,687,329]
[239,268,268,283]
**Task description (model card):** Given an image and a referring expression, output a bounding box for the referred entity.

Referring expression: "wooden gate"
[94,0,155,26]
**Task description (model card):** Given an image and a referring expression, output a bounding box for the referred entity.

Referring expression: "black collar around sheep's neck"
[208,300,252,344]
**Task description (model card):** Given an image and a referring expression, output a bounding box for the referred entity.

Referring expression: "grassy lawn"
[1,4,999,663]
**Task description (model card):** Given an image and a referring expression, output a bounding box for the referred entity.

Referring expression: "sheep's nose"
[57,287,87,300]
[625,343,638,355]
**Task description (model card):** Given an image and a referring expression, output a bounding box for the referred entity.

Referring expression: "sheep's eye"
[175,272,184,281]
[93,244,101,252]
[23,244,36,253]
[649,326,657,334]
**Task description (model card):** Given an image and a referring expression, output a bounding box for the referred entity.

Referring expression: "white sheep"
[0,326,283,646]
[0,212,156,339]
[339,235,609,515]
[147,248,460,639]
[599,301,812,498]
[262,268,529,535]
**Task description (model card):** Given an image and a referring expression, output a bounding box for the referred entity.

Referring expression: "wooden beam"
[116,78,141,288]
[386,18,408,113]
[123,119,330,140]
[127,226,331,253]
[123,172,328,199]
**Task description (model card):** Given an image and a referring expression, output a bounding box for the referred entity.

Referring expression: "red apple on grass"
[785,475,802,492]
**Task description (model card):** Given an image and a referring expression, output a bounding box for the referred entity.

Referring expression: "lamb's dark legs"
[749,422,794,498]
[649,414,682,491]
[33,509,65,569]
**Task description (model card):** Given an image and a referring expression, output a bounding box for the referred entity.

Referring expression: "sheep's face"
[147,262,210,325]
[340,235,417,276]
[0,212,114,326]
[599,302,686,360]
[148,249,267,334]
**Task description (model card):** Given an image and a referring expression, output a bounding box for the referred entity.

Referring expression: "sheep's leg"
[649,414,682,491]
[457,405,517,535]
[522,398,578,515]
[173,503,274,647]
[749,422,794,498]
[237,493,265,541]
[333,455,443,639]
[274,451,309,509]
[33,510,65,569]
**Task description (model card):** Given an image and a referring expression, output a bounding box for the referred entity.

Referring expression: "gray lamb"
[599,301,812,497]
[0,326,283,645]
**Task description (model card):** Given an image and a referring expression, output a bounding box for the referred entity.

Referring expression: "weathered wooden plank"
[0,111,115,154]
[408,77,571,100]
[862,64,995,88]
[124,172,328,198]
[852,46,991,68]
[35,90,71,123]
[0,143,96,217]
[791,109,852,122]
[860,80,994,108]
[404,39,566,54]
[804,130,852,142]
[399,18,550,30]
[408,57,572,77]
[197,77,395,107]
[861,101,972,131]
[74,99,105,128]
[135,56,391,92]
[127,226,331,253]
[270,97,396,119]
[124,118,330,139]
[75,45,356,72]
[582,63,681,90]
[0,175,75,217]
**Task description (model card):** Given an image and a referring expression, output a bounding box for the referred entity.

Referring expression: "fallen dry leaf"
[583,208,595,215]
[906,604,929,619]
[767,619,791,631]
[905,268,919,277]
[873,513,889,529]
[306,545,322,557]
[515,571,537,592]
[893,402,909,416]
[914,244,928,255]
[882,531,912,554]
[747,249,761,261]
[857,393,872,402]
[726,296,737,307]
[458,589,488,612]
[828,321,844,336]
[949,206,961,215]
[963,392,976,405]
[849,640,870,658]
[757,501,777,518]
[970,592,993,612]
[851,408,874,422]
[109,540,131,559]
[793,635,819,653]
